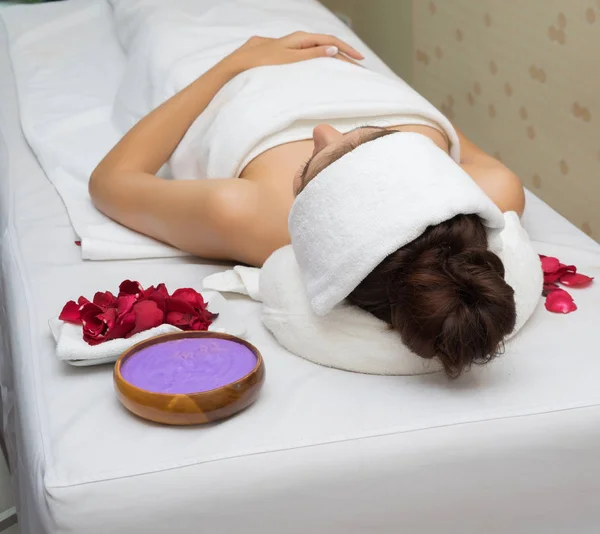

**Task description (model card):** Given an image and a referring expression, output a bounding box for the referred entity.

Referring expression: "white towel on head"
[203,212,543,375]
[289,132,507,316]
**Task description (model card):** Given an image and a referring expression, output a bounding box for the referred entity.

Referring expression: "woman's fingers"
[283,32,364,60]
[296,45,340,61]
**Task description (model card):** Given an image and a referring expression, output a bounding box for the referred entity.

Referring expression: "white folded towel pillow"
[203,212,543,375]
[288,132,507,316]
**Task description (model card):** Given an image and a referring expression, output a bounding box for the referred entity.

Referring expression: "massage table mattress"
[1,5,600,534]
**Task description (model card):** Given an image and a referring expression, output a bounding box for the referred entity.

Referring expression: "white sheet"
[2,3,600,534]
[2,0,185,260]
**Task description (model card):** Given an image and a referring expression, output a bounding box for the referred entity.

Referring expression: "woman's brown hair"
[347,214,516,378]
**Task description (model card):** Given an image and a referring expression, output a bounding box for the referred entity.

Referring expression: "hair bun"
[444,247,507,306]
[348,214,517,378]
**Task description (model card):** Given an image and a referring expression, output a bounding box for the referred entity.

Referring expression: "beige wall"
[412,0,600,239]
[321,0,600,239]
[320,0,413,83]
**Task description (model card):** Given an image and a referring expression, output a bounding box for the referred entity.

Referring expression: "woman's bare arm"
[88,59,258,261]
[455,128,526,216]
[89,33,362,265]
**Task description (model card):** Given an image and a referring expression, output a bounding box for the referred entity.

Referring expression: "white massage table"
[1,4,600,534]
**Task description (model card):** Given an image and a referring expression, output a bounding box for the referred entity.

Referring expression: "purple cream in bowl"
[120,337,258,394]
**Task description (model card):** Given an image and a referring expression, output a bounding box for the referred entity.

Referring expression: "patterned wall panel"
[413,0,600,239]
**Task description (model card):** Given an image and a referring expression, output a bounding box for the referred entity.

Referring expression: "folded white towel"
[203,212,543,375]
[49,319,182,367]
[49,291,246,366]
[1,0,186,260]
[289,133,507,315]
[203,266,263,302]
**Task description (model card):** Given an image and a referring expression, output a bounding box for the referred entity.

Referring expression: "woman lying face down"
[90,32,525,377]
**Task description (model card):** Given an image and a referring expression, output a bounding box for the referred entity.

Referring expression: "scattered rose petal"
[142,284,169,312]
[542,283,559,297]
[74,241,81,246]
[544,267,574,283]
[558,263,577,273]
[118,280,144,298]
[117,294,137,317]
[93,291,117,310]
[540,256,560,273]
[171,288,207,309]
[545,289,577,314]
[96,307,117,331]
[59,300,82,324]
[127,300,165,337]
[165,297,197,330]
[543,270,564,284]
[82,316,106,344]
[143,283,169,299]
[60,280,215,344]
[559,272,594,288]
[79,302,104,322]
[108,311,136,340]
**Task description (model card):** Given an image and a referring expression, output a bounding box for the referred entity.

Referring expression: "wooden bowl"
[114,331,265,425]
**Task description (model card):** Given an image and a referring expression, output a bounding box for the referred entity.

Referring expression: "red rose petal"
[117,294,137,317]
[190,317,211,331]
[544,289,577,314]
[165,297,197,315]
[79,302,103,322]
[542,283,559,297]
[59,300,82,324]
[171,288,206,309]
[127,300,165,337]
[74,240,81,246]
[543,271,564,284]
[199,308,218,323]
[142,284,170,312]
[165,311,194,330]
[118,280,144,298]
[143,283,170,299]
[559,272,594,288]
[93,291,117,310]
[544,264,580,283]
[62,283,215,344]
[540,256,560,273]
[164,297,201,330]
[107,310,136,340]
[96,307,117,330]
[83,318,105,339]
[558,263,577,273]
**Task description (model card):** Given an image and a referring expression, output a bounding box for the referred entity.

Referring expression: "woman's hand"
[223,31,364,74]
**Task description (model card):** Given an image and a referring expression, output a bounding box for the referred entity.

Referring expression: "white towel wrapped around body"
[109,0,461,179]
[203,212,543,375]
